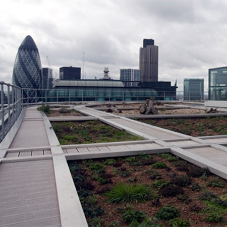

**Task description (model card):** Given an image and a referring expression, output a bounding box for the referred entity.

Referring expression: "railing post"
[7,85,10,130]
[57,89,58,103]
[12,86,15,124]
[69,89,70,103]
[1,84,5,140]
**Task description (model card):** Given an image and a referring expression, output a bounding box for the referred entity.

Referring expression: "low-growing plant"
[89,163,105,173]
[149,170,162,180]
[141,159,156,165]
[121,207,146,224]
[120,171,131,178]
[104,183,155,203]
[172,161,186,167]
[37,104,50,114]
[177,194,192,204]
[113,162,122,167]
[155,205,179,220]
[106,221,119,227]
[88,217,101,227]
[151,179,169,190]
[125,156,137,162]
[130,217,163,227]
[205,213,224,223]
[220,194,227,202]
[128,177,138,183]
[104,159,117,165]
[159,184,184,197]
[190,183,201,191]
[207,177,225,188]
[186,166,204,178]
[189,203,202,212]
[152,161,167,169]
[200,191,218,201]
[158,153,179,162]
[168,218,190,227]
[170,175,192,187]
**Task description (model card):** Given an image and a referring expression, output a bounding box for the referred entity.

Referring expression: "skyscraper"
[139,39,158,82]
[12,35,42,101]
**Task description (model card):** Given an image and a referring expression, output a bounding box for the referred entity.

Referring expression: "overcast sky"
[1,0,227,91]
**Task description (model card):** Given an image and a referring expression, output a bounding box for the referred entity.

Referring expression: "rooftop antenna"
[82,52,84,79]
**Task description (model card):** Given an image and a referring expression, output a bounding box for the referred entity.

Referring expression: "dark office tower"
[12,35,42,101]
[42,68,53,90]
[143,39,154,48]
[59,66,81,80]
[139,39,158,82]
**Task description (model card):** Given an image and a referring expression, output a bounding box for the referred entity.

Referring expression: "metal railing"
[0,82,22,142]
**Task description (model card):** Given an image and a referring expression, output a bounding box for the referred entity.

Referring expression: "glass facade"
[12,35,42,102]
[120,69,141,87]
[184,79,204,101]
[46,80,177,102]
[209,67,227,100]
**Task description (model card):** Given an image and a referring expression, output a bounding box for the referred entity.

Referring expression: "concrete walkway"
[1,103,227,227]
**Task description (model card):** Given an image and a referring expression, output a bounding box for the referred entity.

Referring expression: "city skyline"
[1,0,227,91]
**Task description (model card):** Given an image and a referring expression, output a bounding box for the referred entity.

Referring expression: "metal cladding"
[12,35,42,100]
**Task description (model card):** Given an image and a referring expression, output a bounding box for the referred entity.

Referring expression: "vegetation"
[155,206,179,220]
[37,104,50,114]
[52,121,144,145]
[104,183,155,203]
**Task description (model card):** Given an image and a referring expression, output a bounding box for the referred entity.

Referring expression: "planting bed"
[140,117,227,137]
[47,109,85,117]
[51,121,144,145]
[69,153,227,226]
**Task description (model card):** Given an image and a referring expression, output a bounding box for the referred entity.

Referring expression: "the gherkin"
[12,35,42,101]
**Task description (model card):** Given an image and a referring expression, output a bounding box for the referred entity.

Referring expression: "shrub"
[207,177,225,188]
[159,185,184,197]
[151,179,169,190]
[152,161,167,169]
[104,159,116,165]
[104,183,154,203]
[37,105,50,114]
[205,213,224,223]
[122,208,146,224]
[168,218,190,227]
[155,205,179,220]
[170,175,192,187]
[89,163,105,173]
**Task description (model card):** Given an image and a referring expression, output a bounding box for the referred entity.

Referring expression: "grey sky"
[1,0,227,91]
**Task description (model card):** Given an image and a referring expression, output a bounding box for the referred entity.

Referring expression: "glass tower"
[120,69,141,86]
[184,79,204,101]
[209,67,227,100]
[12,35,42,102]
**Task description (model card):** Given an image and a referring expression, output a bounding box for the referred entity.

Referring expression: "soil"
[69,154,227,226]
[46,109,85,117]
[140,117,227,137]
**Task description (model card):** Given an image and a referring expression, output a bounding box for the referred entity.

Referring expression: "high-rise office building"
[139,39,158,82]
[120,69,141,86]
[12,35,42,101]
[42,68,53,90]
[59,66,81,80]
[184,78,204,101]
